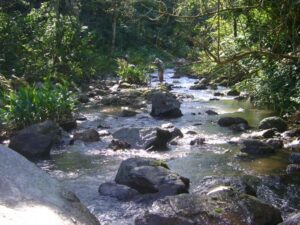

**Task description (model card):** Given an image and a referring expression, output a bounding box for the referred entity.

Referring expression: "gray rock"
[186,130,197,135]
[218,117,248,127]
[150,92,182,118]
[190,137,205,145]
[286,164,300,174]
[189,84,208,90]
[115,158,189,196]
[280,212,300,225]
[98,182,139,201]
[0,145,100,225]
[59,119,77,132]
[227,89,240,96]
[205,110,218,115]
[229,123,249,132]
[249,129,277,139]
[9,133,53,158]
[136,188,282,225]
[9,120,63,158]
[259,116,288,132]
[214,92,224,96]
[241,139,276,155]
[112,127,179,150]
[109,139,131,151]
[290,153,300,164]
[265,138,283,149]
[282,129,300,138]
[74,129,100,142]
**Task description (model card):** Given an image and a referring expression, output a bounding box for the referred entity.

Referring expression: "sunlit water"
[37,69,298,224]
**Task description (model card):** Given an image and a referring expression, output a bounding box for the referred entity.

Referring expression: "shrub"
[116,58,149,84]
[0,80,75,129]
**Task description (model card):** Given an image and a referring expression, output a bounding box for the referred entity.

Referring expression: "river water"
[37,69,299,224]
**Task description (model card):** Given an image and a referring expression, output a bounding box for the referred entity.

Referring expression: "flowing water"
[37,69,299,224]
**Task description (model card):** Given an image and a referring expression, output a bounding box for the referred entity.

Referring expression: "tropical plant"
[116,58,149,84]
[1,80,75,129]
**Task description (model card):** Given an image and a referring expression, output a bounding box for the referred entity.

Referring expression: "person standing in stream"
[153,58,165,83]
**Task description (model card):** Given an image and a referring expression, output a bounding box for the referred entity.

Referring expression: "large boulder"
[259,116,288,132]
[112,127,181,150]
[240,139,277,155]
[135,187,282,225]
[115,157,189,196]
[9,120,63,158]
[0,145,100,225]
[218,117,249,131]
[150,92,182,118]
[280,212,300,225]
[218,117,248,127]
[9,133,53,158]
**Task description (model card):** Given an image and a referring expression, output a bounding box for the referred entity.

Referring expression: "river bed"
[37,69,299,225]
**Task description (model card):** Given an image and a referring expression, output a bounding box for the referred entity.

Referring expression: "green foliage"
[0,81,75,129]
[116,59,149,84]
[238,61,300,114]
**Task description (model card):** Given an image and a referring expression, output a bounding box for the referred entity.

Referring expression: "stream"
[37,69,299,225]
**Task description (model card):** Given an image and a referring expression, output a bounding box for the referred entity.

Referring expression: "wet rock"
[195,175,261,197]
[249,129,277,139]
[205,110,218,115]
[280,212,300,225]
[112,127,179,150]
[189,84,208,90]
[109,139,131,151]
[150,92,183,118]
[286,164,300,174]
[135,213,194,225]
[186,130,197,135]
[136,188,282,225]
[282,129,300,138]
[227,89,240,96]
[9,133,53,158]
[0,145,100,225]
[73,129,100,142]
[78,94,89,103]
[214,92,224,97]
[98,182,139,201]
[165,126,184,140]
[100,95,128,106]
[59,119,77,132]
[240,139,276,155]
[209,98,220,101]
[259,116,288,132]
[115,158,189,196]
[9,120,63,158]
[265,138,283,149]
[199,78,210,85]
[290,153,300,164]
[218,117,249,131]
[218,117,248,127]
[190,137,205,145]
